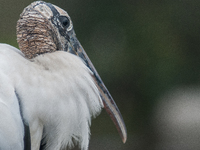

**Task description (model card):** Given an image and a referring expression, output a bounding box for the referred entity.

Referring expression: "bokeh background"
[1,0,200,149]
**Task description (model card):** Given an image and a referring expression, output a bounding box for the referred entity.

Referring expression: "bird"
[0,1,127,150]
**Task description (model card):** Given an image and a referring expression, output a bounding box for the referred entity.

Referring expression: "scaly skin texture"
[17,7,57,59]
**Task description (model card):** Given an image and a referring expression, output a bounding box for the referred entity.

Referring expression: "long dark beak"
[67,32,127,143]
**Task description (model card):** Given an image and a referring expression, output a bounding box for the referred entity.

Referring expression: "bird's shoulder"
[0,43,24,57]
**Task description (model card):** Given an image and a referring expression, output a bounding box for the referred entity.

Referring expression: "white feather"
[0,43,103,150]
[0,44,24,150]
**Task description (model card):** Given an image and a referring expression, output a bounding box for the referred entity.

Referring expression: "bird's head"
[17,1,127,143]
[17,1,74,58]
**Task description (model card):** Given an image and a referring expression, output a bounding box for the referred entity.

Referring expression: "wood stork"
[0,1,127,150]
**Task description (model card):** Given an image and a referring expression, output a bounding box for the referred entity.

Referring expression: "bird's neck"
[16,11,58,59]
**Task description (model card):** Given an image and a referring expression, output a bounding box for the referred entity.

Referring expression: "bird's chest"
[19,71,91,125]
[16,67,102,147]
[12,54,102,149]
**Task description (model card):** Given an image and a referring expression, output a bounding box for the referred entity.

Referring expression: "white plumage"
[0,1,127,150]
[0,43,102,149]
[0,44,24,150]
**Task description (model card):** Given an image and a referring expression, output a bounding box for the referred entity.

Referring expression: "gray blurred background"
[1,0,200,149]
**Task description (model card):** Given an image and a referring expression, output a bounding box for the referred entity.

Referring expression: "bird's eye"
[59,16,70,28]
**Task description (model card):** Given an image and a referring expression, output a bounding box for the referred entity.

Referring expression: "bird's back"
[0,44,24,150]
